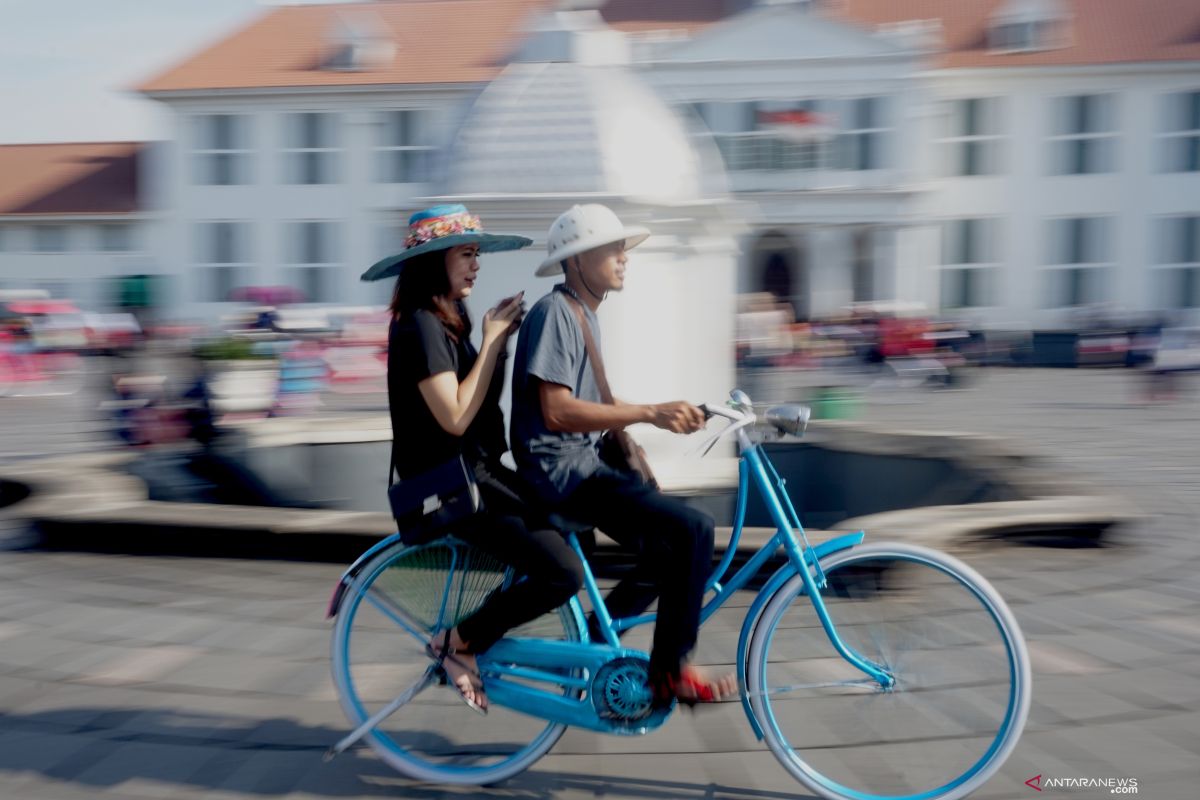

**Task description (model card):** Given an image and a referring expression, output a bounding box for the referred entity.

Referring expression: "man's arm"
[538,381,705,435]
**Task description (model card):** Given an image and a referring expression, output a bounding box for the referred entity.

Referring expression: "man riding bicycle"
[510,204,736,707]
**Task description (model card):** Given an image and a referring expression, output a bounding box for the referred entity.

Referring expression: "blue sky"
[0,1,354,144]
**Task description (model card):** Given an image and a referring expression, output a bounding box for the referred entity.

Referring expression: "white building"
[0,142,153,310]
[2,0,1198,328]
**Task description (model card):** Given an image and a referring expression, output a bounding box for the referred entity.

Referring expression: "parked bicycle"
[326,389,1030,800]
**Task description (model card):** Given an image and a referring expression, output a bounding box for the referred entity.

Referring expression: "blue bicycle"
[327,390,1031,800]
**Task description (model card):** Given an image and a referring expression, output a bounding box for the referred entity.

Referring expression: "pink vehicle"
[0,329,85,397]
[324,309,390,394]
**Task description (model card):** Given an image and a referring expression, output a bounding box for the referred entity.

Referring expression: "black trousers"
[453,463,584,653]
[558,470,716,681]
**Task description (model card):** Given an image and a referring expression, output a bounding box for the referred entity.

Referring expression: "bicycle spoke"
[362,584,431,645]
[753,677,880,697]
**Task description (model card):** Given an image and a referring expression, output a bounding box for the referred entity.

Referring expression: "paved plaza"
[1,368,1199,799]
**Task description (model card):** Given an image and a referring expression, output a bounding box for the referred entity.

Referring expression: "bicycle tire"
[747,542,1030,800]
[330,537,583,785]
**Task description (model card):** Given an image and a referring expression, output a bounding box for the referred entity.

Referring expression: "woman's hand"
[482,292,525,342]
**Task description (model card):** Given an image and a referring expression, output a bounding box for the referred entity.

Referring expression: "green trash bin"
[811,385,860,420]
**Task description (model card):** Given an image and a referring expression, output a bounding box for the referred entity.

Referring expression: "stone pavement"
[1,368,1199,799]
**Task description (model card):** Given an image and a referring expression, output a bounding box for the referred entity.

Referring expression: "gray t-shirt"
[511,285,605,503]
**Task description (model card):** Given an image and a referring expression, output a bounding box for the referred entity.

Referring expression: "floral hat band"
[361,203,532,282]
[404,209,483,248]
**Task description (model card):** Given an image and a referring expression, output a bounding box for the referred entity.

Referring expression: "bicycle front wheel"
[747,543,1030,800]
[330,537,583,785]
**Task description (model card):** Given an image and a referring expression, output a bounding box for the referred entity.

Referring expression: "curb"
[1,421,1140,558]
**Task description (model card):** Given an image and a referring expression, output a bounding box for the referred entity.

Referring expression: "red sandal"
[652,666,735,708]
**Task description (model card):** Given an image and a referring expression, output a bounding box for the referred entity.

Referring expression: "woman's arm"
[417,336,507,437]
[416,297,523,437]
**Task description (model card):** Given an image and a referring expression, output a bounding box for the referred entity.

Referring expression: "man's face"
[576,240,628,292]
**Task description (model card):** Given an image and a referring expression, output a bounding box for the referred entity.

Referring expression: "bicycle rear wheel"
[747,543,1030,800]
[330,537,583,785]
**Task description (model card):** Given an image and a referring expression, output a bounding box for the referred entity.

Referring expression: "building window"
[375,109,436,183]
[1155,216,1200,308]
[696,101,832,172]
[33,225,68,253]
[1049,94,1116,175]
[1044,217,1112,307]
[852,229,874,303]
[1160,90,1200,173]
[988,0,1069,53]
[940,218,1000,309]
[195,221,251,302]
[836,97,888,171]
[98,224,134,253]
[192,114,252,185]
[285,221,339,303]
[939,98,1004,176]
[284,112,339,184]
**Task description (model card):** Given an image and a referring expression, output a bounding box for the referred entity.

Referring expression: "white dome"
[438,61,725,202]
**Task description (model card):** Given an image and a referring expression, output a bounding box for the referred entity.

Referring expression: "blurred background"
[1,2,1198,799]
[2,0,1199,416]
[2,0,1198,431]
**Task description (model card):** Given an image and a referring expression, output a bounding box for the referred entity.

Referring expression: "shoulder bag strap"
[563,293,614,406]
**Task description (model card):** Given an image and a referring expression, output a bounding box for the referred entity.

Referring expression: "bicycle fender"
[737,531,865,739]
[326,533,404,618]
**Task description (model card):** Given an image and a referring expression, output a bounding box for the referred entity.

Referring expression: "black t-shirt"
[388,310,507,480]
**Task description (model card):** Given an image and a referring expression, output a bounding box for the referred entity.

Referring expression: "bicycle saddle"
[547,513,594,535]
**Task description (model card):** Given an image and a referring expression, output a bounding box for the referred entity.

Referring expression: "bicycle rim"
[331,538,582,785]
[748,543,1030,800]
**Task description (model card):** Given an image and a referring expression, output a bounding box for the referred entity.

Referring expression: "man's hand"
[649,401,706,434]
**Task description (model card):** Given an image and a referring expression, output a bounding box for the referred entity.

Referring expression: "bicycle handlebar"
[694,402,754,456]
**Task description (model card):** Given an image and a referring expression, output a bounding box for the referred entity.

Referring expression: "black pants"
[558,471,715,681]
[453,463,584,653]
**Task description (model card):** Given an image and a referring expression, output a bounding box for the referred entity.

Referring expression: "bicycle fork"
[743,446,895,691]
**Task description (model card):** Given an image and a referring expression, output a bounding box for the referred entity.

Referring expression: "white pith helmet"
[535,204,650,277]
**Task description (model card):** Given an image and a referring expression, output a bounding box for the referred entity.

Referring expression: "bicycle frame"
[329,409,892,739]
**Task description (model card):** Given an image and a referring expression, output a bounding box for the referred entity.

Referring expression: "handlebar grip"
[698,402,713,420]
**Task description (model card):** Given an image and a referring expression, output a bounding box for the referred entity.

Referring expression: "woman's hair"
[388,248,471,340]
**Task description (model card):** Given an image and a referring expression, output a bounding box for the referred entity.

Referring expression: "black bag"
[563,294,659,489]
[598,429,658,489]
[388,455,483,544]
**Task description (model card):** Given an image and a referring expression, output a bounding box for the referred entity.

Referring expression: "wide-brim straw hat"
[361,203,531,282]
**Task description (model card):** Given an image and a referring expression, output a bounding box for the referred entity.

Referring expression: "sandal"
[426,630,488,715]
[652,666,736,709]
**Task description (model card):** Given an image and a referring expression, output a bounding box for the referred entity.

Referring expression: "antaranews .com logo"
[1026,774,1139,793]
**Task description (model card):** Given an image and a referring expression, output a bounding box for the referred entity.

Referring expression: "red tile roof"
[138,0,553,94]
[0,142,141,216]
[604,0,1200,67]
[602,0,752,34]
[838,0,1200,68]
[134,0,1200,96]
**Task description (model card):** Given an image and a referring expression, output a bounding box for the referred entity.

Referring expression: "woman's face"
[444,244,481,300]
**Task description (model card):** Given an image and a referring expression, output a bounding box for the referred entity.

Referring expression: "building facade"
[2,0,1198,328]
